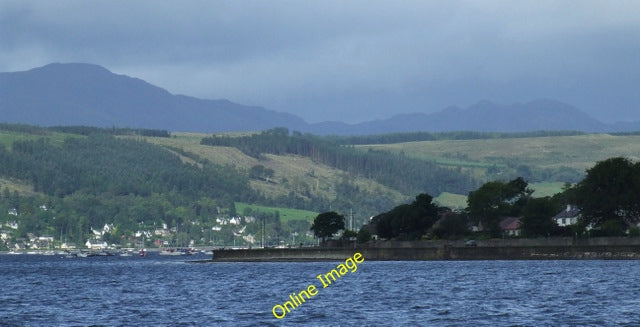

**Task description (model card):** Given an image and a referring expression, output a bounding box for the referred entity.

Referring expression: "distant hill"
[0,63,306,132]
[1,63,637,134]
[309,100,613,134]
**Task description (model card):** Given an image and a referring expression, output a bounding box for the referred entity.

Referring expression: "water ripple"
[2,256,640,325]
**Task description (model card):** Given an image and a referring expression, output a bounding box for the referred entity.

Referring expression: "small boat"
[139,249,147,257]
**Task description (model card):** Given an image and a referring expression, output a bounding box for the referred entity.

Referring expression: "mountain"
[309,100,612,134]
[0,63,306,132]
[1,63,636,134]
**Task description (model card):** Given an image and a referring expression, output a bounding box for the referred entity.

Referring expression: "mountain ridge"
[1,63,638,135]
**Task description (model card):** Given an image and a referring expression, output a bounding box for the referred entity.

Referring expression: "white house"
[85,238,108,249]
[554,205,580,227]
[38,236,54,242]
[499,217,522,237]
[61,242,77,249]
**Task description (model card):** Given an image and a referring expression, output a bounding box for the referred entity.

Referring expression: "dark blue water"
[2,254,640,326]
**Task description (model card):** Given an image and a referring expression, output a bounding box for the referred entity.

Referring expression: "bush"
[356,228,371,243]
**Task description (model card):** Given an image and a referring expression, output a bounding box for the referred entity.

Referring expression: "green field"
[434,182,567,210]
[529,182,567,198]
[235,202,319,222]
[434,192,468,209]
[361,134,640,172]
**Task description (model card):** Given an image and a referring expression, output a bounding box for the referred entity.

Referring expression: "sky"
[1,1,639,123]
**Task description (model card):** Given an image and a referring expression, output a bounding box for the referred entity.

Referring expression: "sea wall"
[210,237,640,261]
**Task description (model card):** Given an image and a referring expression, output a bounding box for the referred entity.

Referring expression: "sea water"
[1,254,640,326]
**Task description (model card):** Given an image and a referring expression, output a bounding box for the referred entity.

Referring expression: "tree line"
[367,157,640,241]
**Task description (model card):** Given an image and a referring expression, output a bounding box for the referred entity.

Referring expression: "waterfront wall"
[210,237,640,261]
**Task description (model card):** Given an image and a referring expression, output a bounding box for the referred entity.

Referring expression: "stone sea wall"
[210,237,640,261]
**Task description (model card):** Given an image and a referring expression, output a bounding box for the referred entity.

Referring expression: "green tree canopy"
[310,211,345,241]
[575,157,640,228]
[372,193,439,240]
[521,197,561,237]
[466,177,532,237]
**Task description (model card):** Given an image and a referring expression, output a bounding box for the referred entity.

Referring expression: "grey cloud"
[1,1,639,123]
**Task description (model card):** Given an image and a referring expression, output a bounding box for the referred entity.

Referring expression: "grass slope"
[139,133,409,203]
[360,134,640,172]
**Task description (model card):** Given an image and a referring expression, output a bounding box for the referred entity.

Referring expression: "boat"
[139,248,147,257]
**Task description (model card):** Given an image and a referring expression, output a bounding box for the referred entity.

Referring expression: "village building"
[85,238,108,249]
[554,205,580,227]
[499,217,522,237]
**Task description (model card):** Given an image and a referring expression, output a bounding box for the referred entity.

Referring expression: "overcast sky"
[1,1,639,123]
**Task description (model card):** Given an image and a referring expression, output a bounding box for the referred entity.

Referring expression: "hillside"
[132,130,640,209]
[360,133,640,173]
[0,125,417,250]
[358,133,640,204]
[136,131,409,207]
[1,125,639,249]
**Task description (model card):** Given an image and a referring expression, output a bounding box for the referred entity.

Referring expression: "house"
[554,205,580,227]
[27,233,37,243]
[154,228,170,237]
[85,238,108,249]
[38,236,54,242]
[37,236,54,248]
[0,230,10,241]
[60,242,77,249]
[499,217,522,237]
